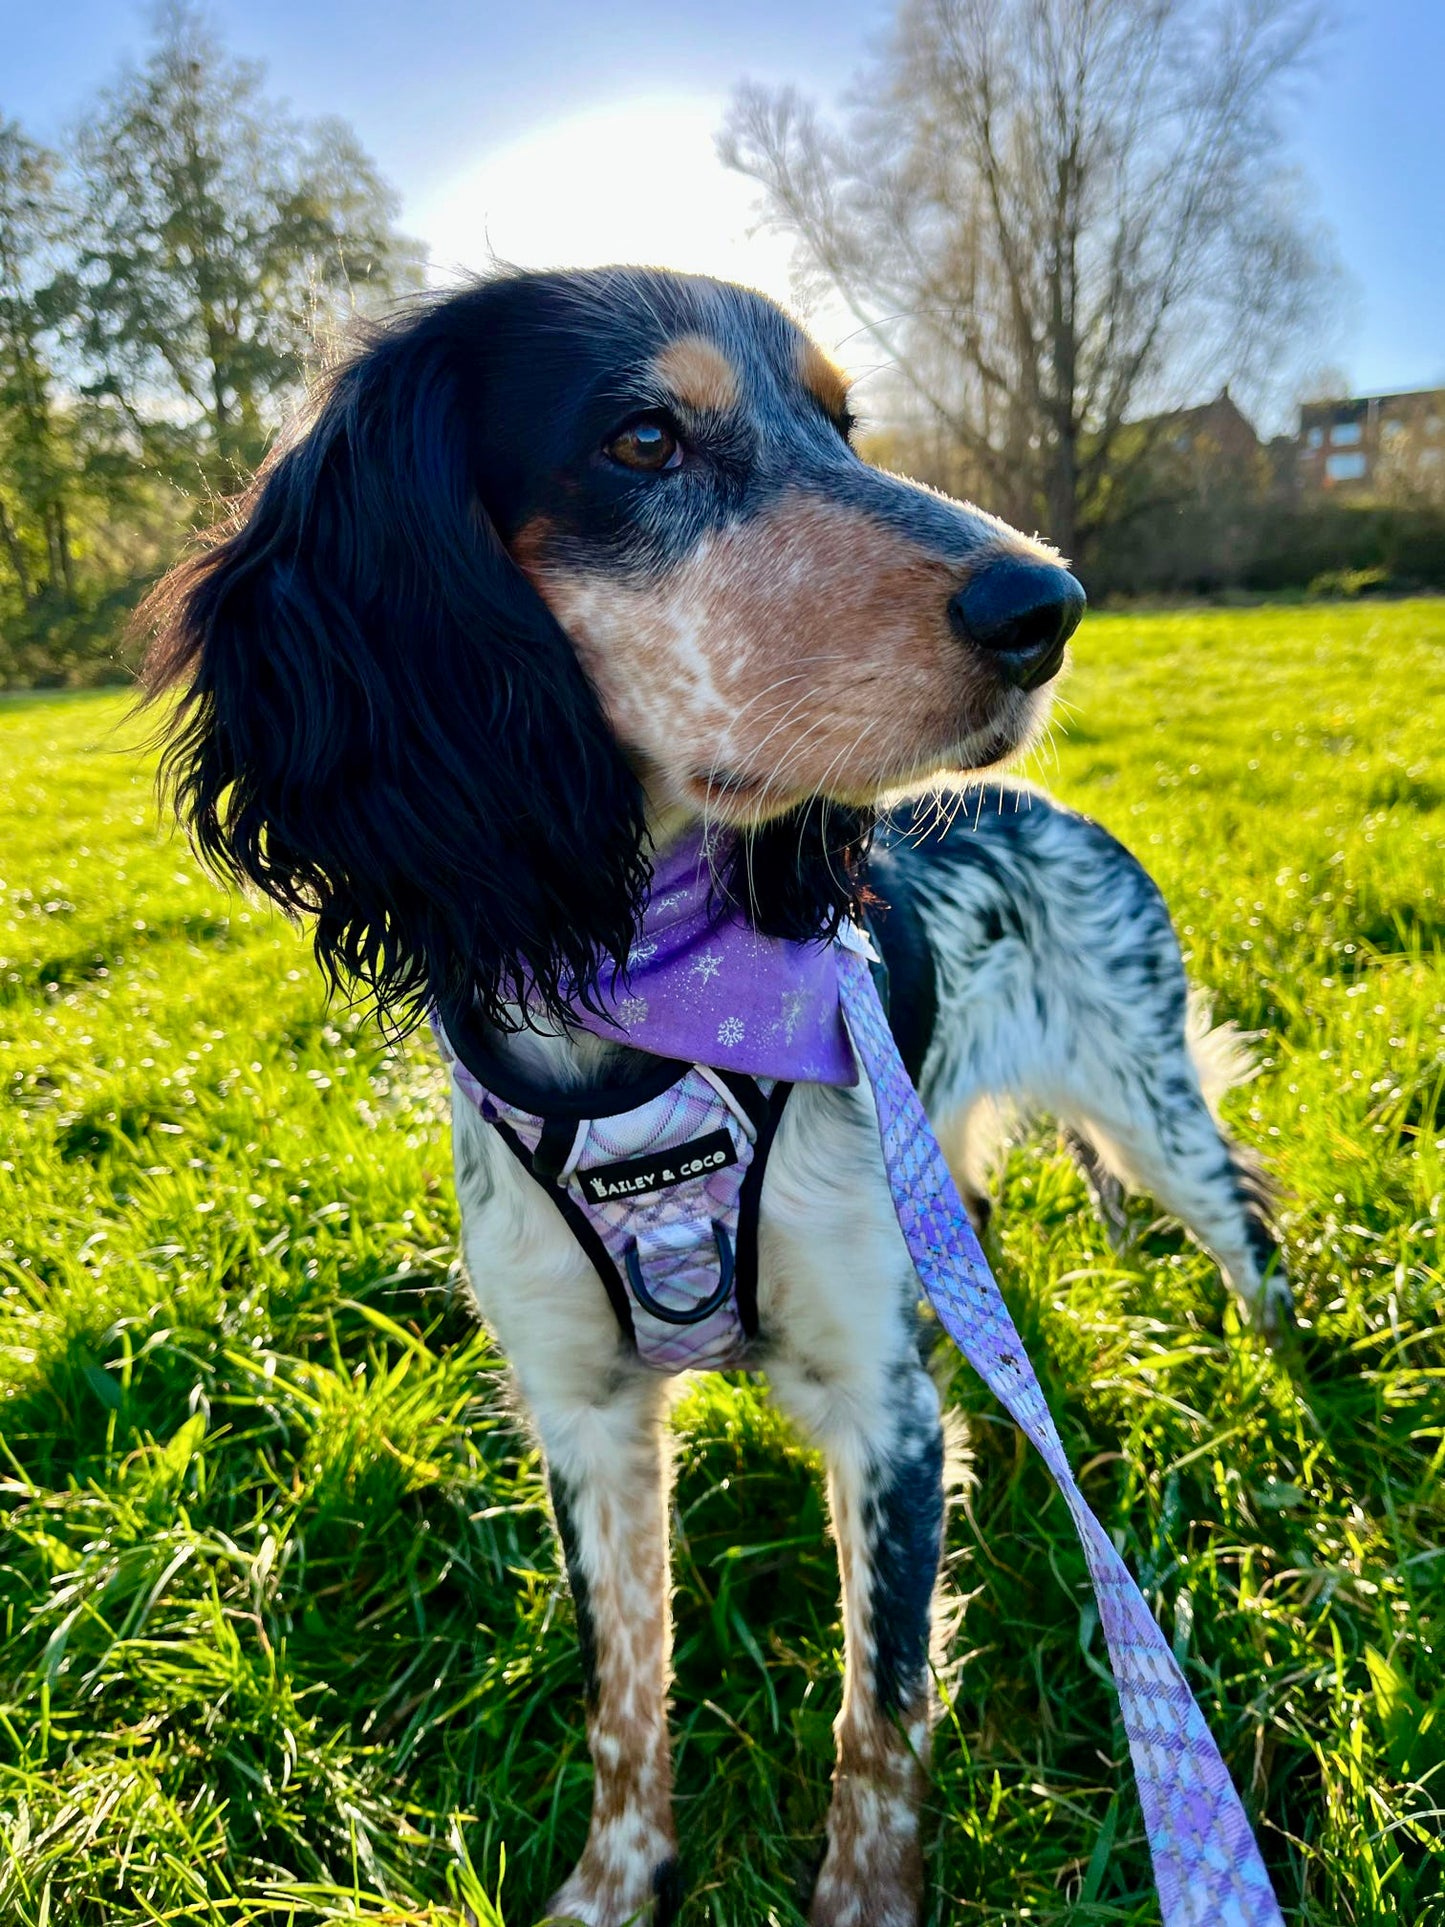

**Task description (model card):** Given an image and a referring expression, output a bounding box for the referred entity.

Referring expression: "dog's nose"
[948,559,1086,690]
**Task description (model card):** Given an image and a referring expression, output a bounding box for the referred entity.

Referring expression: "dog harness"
[436,1016,789,1373]
[440,831,1284,1926]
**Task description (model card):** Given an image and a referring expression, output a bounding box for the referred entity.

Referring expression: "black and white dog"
[143,268,1287,1927]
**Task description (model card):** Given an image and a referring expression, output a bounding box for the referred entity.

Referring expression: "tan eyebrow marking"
[652,335,741,414]
[798,341,852,420]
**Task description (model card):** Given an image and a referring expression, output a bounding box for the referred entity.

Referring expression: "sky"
[3,0,1442,404]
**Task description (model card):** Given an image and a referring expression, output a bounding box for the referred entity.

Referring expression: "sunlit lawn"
[2,600,1443,1924]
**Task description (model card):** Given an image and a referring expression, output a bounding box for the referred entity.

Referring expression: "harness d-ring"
[624,1222,735,1327]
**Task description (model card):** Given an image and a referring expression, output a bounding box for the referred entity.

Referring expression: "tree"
[1376,402,1445,514]
[69,1,424,485]
[0,114,190,685]
[721,0,1333,566]
[0,117,76,610]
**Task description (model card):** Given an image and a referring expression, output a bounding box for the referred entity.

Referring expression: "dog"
[141,267,1287,1927]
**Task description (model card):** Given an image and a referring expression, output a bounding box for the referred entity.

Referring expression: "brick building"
[1150,387,1262,468]
[1296,387,1445,494]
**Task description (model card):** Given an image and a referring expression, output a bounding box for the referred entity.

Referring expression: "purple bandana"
[573,832,857,1085]
[553,827,1283,1925]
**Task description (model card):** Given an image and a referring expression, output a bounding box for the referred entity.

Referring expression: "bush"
[1306,565,1396,600]
[1242,501,1445,595]
[1085,496,1445,602]
[0,580,148,691]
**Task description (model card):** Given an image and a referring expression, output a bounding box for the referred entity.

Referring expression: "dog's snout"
[948,559,1086,691]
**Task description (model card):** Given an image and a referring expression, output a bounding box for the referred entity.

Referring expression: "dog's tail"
[1185,989,1290,1312]
[1186,987,1264,1114]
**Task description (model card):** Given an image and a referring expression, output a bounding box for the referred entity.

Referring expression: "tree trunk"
[210,345,230,467]
[50,499,77,600]
[0,495,35,607]
[1045,431,1078,564]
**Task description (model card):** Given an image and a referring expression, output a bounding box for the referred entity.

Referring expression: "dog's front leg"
[769,1332,945,1922]
[810,1367,943,1927]
[762,1085,947,1927]
[540,1376,680,1927]
[451,1104,679,1925]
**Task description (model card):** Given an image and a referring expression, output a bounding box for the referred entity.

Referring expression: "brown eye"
[604,417,682,472]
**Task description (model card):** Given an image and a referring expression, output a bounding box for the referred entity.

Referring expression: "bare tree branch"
[721,0,1333,562]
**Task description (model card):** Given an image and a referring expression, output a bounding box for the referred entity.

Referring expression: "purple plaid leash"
[834,941,1282,1927]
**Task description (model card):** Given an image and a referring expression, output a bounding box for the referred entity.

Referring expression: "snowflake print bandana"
[574,831,858,1085]
[565,829,1284,1925]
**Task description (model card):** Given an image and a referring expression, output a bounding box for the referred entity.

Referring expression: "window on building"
[1381,419,1405,446]
[1330,420,1363,446]
[1306,426,1324,448]
[1325,451,1368,481]
[1427,416,1443,437]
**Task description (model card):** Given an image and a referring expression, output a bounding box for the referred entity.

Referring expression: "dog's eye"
[604,417,683,473]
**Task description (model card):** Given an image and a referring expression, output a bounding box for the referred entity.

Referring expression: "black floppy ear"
[139,296,648,1032]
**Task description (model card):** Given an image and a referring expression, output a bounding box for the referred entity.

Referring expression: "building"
[1089,388,1269,595]
[1297,388,1445,495]
[1151,387,1261,468]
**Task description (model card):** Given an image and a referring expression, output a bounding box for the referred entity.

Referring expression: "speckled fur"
[873,782,1292,1329]
[517,494,1035,824]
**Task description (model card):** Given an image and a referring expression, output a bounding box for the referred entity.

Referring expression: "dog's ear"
[139,297,648,1032]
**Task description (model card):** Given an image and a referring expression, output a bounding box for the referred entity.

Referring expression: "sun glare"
[412,95,857,359]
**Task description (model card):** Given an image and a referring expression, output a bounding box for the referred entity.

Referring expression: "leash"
[835,940,1283,1925]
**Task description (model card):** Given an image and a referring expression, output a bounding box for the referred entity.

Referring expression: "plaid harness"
[437,1017,788,1373]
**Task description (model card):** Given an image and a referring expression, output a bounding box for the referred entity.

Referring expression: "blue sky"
[4,0,1442,401]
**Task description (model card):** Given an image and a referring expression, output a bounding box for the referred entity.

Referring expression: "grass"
[1,599,1443,1925]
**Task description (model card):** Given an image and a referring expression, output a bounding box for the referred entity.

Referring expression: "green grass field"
[2,601,1444,1925]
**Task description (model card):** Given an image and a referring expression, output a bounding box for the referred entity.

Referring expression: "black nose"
[948,560,1086,690]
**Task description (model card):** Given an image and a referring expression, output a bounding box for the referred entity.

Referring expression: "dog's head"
[141,267,1082,1029]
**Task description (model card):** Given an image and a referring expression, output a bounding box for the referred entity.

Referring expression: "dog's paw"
[1242,1271,1295,1341]
[810,1778,923,1927]
[810,1867,921,1927]
[543,1851,680,1927]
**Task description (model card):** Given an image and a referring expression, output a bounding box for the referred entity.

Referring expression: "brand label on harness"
[578,1128,737,1203]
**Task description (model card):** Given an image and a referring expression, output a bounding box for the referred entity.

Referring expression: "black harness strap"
[530,1113,576,1183]
[710,1065,774,1136]
[487,1116,637,1344]
[732,1079,792,1341]
[863,852,939,1089]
